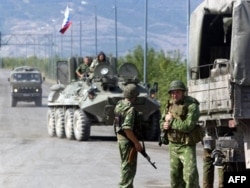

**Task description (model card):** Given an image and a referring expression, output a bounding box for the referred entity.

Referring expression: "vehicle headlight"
[35,88,39,92]
[13,88,18,92]
[100,68,109,75]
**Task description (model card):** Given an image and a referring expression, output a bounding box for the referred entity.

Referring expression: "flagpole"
[187,0,190,81]
[114,0,118,60]
[95,5,97,55]
[143,0,148,84]
[80,18,82,57]
[71,23,73,56]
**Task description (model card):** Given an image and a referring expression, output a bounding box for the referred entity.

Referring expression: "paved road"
[0,68,218,188]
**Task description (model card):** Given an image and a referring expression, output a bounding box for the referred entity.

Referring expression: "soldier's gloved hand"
[163,113,172,130]
[134,142,142,152]
[165,113,172,122]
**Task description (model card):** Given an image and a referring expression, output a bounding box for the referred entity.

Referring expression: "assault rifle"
[141,142,157,169]
[128,141,157,169]
[158,130,169,146]
[115,110,157,169]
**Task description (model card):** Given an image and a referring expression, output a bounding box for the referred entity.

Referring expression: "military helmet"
[124,84,139,99]
[168,80,186,93]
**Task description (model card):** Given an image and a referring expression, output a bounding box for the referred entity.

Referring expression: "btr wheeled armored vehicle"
[8,66,44,107]
[47,57,161,141]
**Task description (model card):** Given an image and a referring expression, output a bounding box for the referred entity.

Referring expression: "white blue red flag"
[59,6,72,34]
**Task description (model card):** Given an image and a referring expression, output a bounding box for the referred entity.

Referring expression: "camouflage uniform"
[75,64,90,76]
[203,148,224,188]
[114,84,140,188]
[161,80,201,188]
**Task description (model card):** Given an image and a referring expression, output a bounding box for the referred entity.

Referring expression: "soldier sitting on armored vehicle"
[88,51,110,81]
[90,51,109,71]
[75,56,91,80]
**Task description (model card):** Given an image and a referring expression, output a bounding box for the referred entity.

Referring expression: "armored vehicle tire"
[55,108,65,138]
[73,109,90,141]
[11,96,17,107]
[65,108,75,140]
[143,111,161,141]
[47,108,56,137]
[35,97,42,107]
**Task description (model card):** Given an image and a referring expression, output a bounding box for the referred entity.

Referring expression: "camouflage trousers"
[118,140,138,188]
[169,142,199,188]
[203,149,224,188]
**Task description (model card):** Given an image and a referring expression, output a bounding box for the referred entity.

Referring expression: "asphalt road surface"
[0,68,219,188]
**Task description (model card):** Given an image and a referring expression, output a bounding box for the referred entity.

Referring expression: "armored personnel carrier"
[47,57,161,141]
[188,0,250,171]
[8,66,44,107]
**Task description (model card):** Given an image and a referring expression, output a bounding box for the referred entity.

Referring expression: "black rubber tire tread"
[11,96,17,107]
[47,108,56,137]
[65,108,75,140]
[73,109,91,141]
[143,110,161,141]
[55,108,65,138]
[35,97,42,107]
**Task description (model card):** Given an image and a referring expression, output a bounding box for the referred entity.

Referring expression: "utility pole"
[114,0,118,60]
[143,0,148,84]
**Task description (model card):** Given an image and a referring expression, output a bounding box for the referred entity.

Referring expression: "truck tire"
[73,109,90,141]
[35,97,42,107]
[65,108,74,140]
[47,108,56,137]
[11,96,17,107]
[55,108,65,138]
[143,110,161,141]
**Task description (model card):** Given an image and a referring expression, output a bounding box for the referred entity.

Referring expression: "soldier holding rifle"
[114,84,156,188]
[160,80,202,188]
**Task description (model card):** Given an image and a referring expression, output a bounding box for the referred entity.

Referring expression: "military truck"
[47,57,161,141]
[8,66,44,107]
[188,0,250,171]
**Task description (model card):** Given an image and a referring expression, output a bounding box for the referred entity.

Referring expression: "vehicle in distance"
[8,66,45,107]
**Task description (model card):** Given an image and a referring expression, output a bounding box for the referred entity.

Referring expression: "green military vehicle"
[8,66,44,107]
[47,57,161,141]
[188,0,250,171]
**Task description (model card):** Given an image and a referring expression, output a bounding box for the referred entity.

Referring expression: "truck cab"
[8,66,44,107]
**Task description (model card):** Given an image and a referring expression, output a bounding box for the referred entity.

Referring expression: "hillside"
[0,0,203,58]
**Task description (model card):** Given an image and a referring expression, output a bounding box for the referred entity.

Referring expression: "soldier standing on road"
[114,84,143,188]
[161,80,202,188]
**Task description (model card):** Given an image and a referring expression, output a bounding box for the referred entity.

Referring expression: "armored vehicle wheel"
[11,96,17,107]
[47,108,56,137]
[73,109,90,141]
[55,108,65,138]
[143,110,161,141]
[65,108,74,140]
[35,97,42,107]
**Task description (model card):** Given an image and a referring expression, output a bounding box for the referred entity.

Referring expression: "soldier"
[114,83,143,188]
[75,56,91,79]
[89,51,109,72]
[161,80,202,188]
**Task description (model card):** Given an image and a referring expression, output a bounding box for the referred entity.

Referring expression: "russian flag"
[59,6,72,34]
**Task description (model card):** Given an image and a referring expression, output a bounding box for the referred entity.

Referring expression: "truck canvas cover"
[189,0,250,85]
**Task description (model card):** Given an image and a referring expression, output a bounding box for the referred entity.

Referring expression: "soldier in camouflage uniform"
[114,84,143,188]
[75,56,91,79]
[161,80,201,188]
